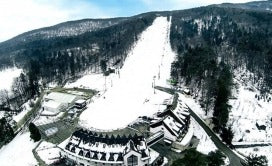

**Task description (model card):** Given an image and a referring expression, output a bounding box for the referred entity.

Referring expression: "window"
[127,155,138,166]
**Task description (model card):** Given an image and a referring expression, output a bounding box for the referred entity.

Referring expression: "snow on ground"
[177,93,217,154]
[36,141,60,165]
[228,81,272,142]
[33,112,65,126]
[65,73,118,92]
[13,98,38,122]
[179,92,213,119]
[0,132,38,166]
[0,67,22,91]
[191,118,217,154]
[237,146,272,166]
[227,69,272,163]
[79,16,175,130]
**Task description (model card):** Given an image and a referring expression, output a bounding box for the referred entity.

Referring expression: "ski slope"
[79,17,175,130]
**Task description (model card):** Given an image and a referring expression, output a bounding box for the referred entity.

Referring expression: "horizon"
[0,0,265,42]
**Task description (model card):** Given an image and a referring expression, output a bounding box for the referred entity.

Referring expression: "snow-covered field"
[0,132,38,166]
[228,81,272,142]
[78,17,175,130]
[0,67,22,91]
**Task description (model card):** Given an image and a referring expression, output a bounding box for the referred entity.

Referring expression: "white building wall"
[150,125,177,142]
[123,151,149,166]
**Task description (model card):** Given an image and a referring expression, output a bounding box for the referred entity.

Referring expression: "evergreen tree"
[100,60,107,73]
[0,118,15,146]
[29,122,41,142]
[207,150,226,166]
[246,154,268,166]
[220,127,234,146]
[172,148,208,166]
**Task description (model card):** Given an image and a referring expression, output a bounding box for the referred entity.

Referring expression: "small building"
[43,100,65,113]
[44,92,78,108]
[75,99,87,109]
[43,92,79,113]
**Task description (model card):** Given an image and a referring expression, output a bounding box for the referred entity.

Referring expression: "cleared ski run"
[79,17,176,130]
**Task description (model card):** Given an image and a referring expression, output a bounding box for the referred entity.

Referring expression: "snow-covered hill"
[79,16,175,130]
[4,18,126,44]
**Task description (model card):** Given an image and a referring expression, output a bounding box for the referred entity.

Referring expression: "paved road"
[187,106,245,166]
[155,86,246,166]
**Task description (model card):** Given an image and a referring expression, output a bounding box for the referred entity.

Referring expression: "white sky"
[0,0,262,42]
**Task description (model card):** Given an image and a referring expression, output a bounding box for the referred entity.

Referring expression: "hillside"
[0,1,271,165]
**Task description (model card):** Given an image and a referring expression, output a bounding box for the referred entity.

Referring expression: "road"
[187,106,245,166]
[155,86,246,166]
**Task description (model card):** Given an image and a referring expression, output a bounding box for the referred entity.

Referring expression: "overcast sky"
[0,0,259,42]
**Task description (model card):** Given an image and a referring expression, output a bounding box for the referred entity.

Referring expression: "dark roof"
[100,152,106,161]
[108,153,115,161]
[141,150,148,158]
[92,151,98,160]
[78,149,84,156]
[159,109,185,124]
[150,120,163,128]
[71,147,75,153]
[128,140,136,151]
[117,153,123,161]
[85,151,90,158]
[65,143,71,150]
[72,129,144,146]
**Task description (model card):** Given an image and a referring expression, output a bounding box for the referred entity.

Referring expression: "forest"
[170,7,272,143]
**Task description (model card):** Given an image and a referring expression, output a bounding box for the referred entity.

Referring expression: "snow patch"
[0,67,22,91]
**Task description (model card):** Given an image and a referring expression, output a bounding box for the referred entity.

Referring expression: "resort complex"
[58,96,193,166]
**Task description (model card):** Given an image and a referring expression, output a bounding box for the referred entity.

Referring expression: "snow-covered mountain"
[0,1,272,165]
[0,17,126,49]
